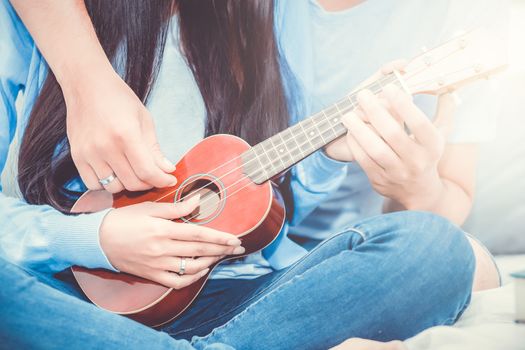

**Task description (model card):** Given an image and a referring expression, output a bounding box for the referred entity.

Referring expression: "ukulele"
[71,28,507,327]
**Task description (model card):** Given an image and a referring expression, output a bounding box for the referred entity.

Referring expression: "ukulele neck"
[242,72,406,184]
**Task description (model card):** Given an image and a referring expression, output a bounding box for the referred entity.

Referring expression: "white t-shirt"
[288,0,506,239]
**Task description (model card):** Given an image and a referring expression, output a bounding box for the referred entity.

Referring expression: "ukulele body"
[71,134,285,327]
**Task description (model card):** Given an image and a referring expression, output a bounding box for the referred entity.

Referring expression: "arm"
[9,0,177,193]
[383,144,478,225]
[1,1,243,285]
[327,86,475,226]
[8,0,109,89]
[0,0,113,273]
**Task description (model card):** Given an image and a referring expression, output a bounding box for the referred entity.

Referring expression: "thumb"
[433,92,458,139]
[151,141,176,173]
[144,194,201,220]
[141,112,176,173]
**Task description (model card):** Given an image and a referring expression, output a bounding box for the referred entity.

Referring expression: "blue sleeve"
[262,151,348,269]
[288,151,348,226]
[0,0,116,273]
[274,0,350,227]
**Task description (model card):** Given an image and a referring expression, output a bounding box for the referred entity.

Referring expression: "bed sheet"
[405,255,525,350]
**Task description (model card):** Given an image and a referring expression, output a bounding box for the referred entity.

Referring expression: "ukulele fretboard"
[242,72,403,184]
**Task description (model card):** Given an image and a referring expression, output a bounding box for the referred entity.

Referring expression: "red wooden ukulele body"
[71,135,285,327]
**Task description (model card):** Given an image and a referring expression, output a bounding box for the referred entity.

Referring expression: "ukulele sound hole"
[176,175,225,224]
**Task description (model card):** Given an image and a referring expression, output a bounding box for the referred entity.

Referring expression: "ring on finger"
[99,173,117,186]
[179,257,187,275]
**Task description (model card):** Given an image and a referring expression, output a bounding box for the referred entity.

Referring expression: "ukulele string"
[401,45,465,89]
[150,73,396,210]
[405,66,478,93]
[181,83,396,223]
[159,74,397,207]
[184,44,476,220]
[403,40,466,81]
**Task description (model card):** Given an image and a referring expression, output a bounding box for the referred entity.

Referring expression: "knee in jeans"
[400,211,475,294]
[359,211,475,284]
[350,211,475,325]
[400,211,473,262]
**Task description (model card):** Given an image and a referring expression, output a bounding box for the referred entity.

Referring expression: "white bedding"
[405,255,525,350]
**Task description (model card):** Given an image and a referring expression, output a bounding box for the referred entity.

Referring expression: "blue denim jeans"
[0,211,475,349]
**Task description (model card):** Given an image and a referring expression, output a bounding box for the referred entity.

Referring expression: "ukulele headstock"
[401,27,508,95]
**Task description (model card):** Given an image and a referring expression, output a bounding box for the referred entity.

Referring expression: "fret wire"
[279,129,293,152]
[313,72,403,134]
[322,110,338,139]
[347,93,358,108]
[288,124,307,158]
[277,131,294,167]
[310,135,326,150]
[289,123,309,156]
[253,148,271,180]
[311,121,327,146]
[268,137,287,171]
[245,72,404,181]
[312,116,328,144]
[262,143,279,177]
[336,97,352,110]
[319,72,399,119]
[262,131,297,177]
[298,119,317,153]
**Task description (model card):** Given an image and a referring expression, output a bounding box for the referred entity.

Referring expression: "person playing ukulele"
[0,0,505,349]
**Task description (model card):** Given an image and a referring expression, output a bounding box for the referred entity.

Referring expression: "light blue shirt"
[0,0,348,277]
[0,0,506,277]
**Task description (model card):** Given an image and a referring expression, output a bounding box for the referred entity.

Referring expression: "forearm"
[383,177,473,225]
[10,0,114,88]
[0,192,115,273]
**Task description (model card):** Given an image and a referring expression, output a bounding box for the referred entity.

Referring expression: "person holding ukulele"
[0,0,505,349]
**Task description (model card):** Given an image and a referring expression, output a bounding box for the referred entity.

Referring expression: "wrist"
[98,208,120,271]
[57,57,117,95]
[400,175,445,211]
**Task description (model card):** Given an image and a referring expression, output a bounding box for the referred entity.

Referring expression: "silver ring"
[179,257,186,275]
[98,173,117,186]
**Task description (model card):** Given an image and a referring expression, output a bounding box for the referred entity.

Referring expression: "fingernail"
[182,194,200,209]
[168,177,178,187]
[187,193,201,203]
[233,246,245,255]
[227,238,242,246]
[163,157,175,171]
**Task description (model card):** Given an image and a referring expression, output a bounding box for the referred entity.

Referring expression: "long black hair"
[18,0,292,212]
